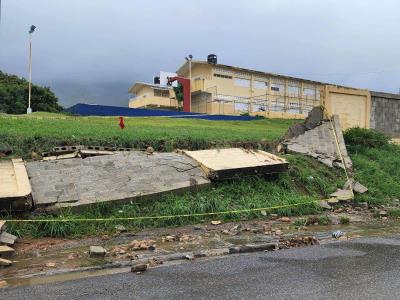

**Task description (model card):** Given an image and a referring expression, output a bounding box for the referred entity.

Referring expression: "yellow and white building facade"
[129,59,371,130]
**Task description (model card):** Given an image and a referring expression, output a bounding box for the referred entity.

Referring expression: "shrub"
[344,127,390,149]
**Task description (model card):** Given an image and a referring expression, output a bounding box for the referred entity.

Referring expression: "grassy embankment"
[0,112,298,157]
[1,114,399,238]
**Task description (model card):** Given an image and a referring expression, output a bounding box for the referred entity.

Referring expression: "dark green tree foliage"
[173,83,184,110]
[0,70,63,114]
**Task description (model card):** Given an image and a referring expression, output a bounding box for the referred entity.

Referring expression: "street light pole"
[27,25,36,114]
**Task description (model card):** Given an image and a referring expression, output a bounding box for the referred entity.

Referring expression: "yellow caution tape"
[2,200,319,223]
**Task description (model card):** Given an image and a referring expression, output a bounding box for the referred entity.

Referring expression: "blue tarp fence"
[64,103,256,121]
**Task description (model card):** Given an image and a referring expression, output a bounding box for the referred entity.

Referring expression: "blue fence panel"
[65,103,255,121]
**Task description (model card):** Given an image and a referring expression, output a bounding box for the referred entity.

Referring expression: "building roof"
[371,91,400,100]
[128,82,172,94]
[176,60,366,90]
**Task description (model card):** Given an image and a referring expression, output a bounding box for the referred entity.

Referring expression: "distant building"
[128,55,376,130]
[129,72,179,110]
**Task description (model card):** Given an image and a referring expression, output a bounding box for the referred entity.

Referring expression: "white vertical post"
[27,33,32,114]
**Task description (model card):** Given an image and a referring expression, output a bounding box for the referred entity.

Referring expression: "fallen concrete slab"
[0,159,32,211]
[26,151,210,211]
[183,149,288,180]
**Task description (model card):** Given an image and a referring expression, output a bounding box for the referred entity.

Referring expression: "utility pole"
[27,25,36,114]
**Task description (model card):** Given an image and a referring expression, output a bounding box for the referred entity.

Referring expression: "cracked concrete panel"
[26,152,210,210]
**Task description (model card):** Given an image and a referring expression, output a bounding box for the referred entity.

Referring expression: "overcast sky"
[1,0,400,106]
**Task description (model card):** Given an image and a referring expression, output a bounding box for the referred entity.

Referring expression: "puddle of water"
[3,266,131,288]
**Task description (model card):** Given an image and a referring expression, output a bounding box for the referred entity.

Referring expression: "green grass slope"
[0,113,299,157]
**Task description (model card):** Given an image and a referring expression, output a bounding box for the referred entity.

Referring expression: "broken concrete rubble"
[343,179,368,194]
[279,107,352,170]
[0,258,12,267]
[0,232,17,246]
[89,246,106,257]
[330,189,354,201]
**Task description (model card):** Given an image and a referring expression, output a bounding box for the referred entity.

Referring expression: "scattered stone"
[343,179,368,194]
[162,235,176,242]
[327,198,339,205]
[184,254,195,260]
[270,214,278,220]
[0,258,12,267]
[221,230,230,235]
[382,217,388,221]
[279,217,291,223]
[279,236,319,249]
[318,200,332,210]
[260,210,267,216]
[131,263,148,273]
[359,202,369,209]
[115,225,127,232]
[274,229,283,235]
[379,211,388,217]
[178,235,191,242]
[89,246,106,257]
[353,182,368,194]
[211,220,222,225]
[229,243,278,254]
[45,262,56,268]
[129,239,156,250]
[110,247,127,256]
[330,189,353,201]
[0,280,8,288]
[145,146,154,155]
[0,232,17,246]
[332,230,344,239]
[193,226,203,230]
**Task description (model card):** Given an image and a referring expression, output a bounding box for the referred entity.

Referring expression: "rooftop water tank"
[207,54,217,64]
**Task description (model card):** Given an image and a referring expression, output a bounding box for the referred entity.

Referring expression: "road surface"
[3,236,400,299]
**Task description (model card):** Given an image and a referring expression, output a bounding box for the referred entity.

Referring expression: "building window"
[213,73,232,79]
[303,88,316,98]
[234,78,250,87]
[271,83,284,93]
[253,80,268,89]
[288,85,300,95]
[154,89,169,98]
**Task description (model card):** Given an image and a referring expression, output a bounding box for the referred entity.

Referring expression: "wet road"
[3,236,400,299]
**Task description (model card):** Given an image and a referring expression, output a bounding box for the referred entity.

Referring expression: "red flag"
[119,116,125,129]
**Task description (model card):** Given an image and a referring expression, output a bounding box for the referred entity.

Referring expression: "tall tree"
[0,70,63,114]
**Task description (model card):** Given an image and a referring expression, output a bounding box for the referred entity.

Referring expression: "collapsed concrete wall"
[279,107,352,169]
[26,152,210,211]
[370,91,400,138]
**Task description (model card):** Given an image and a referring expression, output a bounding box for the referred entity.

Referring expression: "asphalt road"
[4,236,400,299]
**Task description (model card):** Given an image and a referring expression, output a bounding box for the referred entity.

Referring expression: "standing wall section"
[370,92,400,138]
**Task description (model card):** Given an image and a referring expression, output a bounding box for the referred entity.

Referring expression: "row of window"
[213,73,318,96]
[154,89,169,98]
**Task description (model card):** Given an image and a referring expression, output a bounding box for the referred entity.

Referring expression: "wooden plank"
[184,148,288,180]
